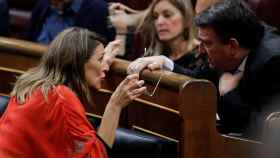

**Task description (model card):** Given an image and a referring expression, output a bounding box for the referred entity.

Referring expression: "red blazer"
[0,85,107,158]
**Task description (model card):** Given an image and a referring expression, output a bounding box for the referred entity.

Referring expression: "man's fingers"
[147,62,162,71]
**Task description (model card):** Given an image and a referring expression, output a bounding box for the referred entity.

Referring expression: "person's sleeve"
[259,56,280,96]
[173,64,197,77]
[219,56,280,133]
[77,0,116,42]
[25,0,48,41]
[256,56,280,114]
[57,86,110,158]
[0,0,9,36]
[218,88,252,132]
[96,134,112,157]
[172,60,220,86]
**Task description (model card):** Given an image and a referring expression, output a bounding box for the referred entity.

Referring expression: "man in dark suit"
[195,0,280,135]
[125,0,280,136]
[0,0,9,36]
[26,0,115,44]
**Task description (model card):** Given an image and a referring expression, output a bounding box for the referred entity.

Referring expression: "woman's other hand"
[102,40,122,71]
[109,2,144,31]
[109,2,139,15]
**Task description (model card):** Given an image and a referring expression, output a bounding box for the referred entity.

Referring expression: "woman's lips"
[158,29,169,34]
[157,30,169,37]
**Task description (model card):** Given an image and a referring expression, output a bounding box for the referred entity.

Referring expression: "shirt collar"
[237,56,248,72]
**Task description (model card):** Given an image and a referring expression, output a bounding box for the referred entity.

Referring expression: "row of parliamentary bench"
[1,36,275,158]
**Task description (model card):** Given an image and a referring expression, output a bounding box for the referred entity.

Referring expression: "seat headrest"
[112,128,177,158]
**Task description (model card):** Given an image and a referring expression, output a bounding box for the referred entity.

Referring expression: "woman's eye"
[152,14,159,20]
[98,55,104,62]
[163,12,173,18]
[99,57,103,62]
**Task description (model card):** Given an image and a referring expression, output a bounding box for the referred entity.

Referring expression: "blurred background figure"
[195,0,219,13]
[0,0,9,36]
[68,0,221,60]
[26,0,115,44]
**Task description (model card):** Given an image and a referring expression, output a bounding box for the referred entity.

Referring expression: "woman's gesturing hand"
[98,74,146,147]
[108,74,147,109]
[109,2,139,15]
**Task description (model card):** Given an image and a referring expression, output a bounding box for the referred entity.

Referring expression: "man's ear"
[228,38,240,57]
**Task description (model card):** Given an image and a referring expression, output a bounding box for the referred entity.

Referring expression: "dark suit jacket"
[218,25,280,135]
[0,0,9,36]
[26,0,115,42]
[173,25,280,136]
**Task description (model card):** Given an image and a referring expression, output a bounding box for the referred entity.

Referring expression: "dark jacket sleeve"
[218,88,252,133]
[75,0,116,42]
[219,56,280,133]
[173,63,220,86]
[0,0,9,36]
[173,64,198,77]
[25,0,49,41]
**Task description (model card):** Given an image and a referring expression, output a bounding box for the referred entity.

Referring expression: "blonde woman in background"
[125,0,218,84]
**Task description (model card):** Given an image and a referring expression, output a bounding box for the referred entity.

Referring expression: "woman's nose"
[101,71,106,78]
[102,64,109,73]
[156,15,165,25]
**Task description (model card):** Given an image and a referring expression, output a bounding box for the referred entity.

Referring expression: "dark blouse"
[169,48,220,86]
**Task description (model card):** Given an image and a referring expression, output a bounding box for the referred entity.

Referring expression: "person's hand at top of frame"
[102,39,122,71]
[109,2,149,31]
[109,9,129,33]
[127,55,174,74]
[109,2,140,15]
[108,74,147,109]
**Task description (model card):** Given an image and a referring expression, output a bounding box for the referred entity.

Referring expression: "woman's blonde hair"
[11,27,105,106]
[138,0,195,56]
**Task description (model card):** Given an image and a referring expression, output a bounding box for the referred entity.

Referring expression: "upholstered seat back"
[0,95,9,116]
